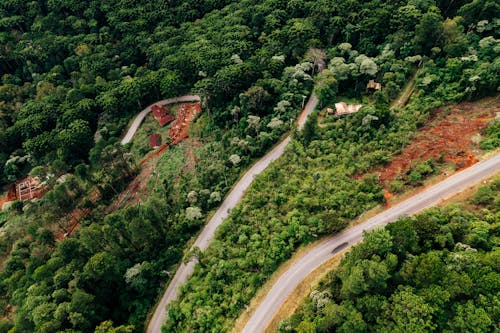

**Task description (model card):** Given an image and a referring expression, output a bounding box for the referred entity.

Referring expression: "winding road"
[120,95,201,145]
[242,153,500,333]
[146,95,319,333]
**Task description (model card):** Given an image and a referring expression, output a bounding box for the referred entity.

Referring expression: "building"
[149,134,162,149]
[15,176,45,201]
[151,104,175,126]
[366,79,382,91]
[335,102,363,116]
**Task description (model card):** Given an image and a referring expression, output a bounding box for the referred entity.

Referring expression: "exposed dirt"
[108,102,202,212]
[0,195,8,209]
[374,97,498,188]
[169,103,202,144]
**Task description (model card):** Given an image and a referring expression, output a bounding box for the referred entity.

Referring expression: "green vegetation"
[164,1,499,331]
[279,177,500,333]
[0,0,497,332]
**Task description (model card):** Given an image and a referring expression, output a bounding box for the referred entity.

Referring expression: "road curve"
[242,153,500,333]
[146,94,319,333]
[120,95,201,145]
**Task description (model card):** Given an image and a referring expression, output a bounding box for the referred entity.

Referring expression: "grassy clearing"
[128,104,180,160]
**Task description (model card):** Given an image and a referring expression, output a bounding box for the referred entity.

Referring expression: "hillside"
[0,0,498,332]
[279,177,500,332]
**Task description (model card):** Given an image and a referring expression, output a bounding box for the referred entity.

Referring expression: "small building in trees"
[15,176,46,201]
[151,104,174,126]
[366,79,382,91]
[335,102,363,116]
[149,134,162,149]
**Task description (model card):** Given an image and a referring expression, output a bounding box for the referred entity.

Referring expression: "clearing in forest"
[374,97,498,190]
[110,102,202,211]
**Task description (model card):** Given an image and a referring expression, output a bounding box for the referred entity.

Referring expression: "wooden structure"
[15,176,45,201]
[151,104,175,127]
[366,79,382,91]
[149,134,162,149]
[334,102,363,116]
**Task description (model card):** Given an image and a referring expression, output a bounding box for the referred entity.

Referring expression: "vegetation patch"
[279,177,500,333]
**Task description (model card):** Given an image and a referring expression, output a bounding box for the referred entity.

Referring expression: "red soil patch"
[0,195,8,209]
[373,97,498,188]
[169,103,202,144]
[108,102,202,212]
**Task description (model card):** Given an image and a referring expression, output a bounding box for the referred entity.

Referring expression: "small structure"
[149,134,162,149]
[151,104,175,127]
[335,102,363,116]
[326,108,335,115]
[15,176,45,201]
[366,79,382,91]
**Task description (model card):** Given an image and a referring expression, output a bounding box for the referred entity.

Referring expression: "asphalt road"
[146,94,319,333]
[120,95,201,145]
[242,153,500,333]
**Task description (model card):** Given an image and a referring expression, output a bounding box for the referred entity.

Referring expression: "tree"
[384,287,437,332]
[314,69,338,106]
[239,86,270,114]
[301,111,319,146]
[442,17,468,57]
[329,57,351,82]
[359,57,378,77]
[414,11,444,55]
[450,301,492,332]
[95,320,135,333]
[56,120,93,164]
[304,48,327,75]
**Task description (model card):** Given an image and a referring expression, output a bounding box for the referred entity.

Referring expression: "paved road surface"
[242,153,500,333]
[146,94,319,333]
[120,95,201,145]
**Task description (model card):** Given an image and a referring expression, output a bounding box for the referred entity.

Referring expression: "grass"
[391,71,417,110]
[147,144,187,194]
[128,104,180,160]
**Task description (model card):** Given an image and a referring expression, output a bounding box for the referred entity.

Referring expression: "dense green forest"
[163,1,499,332]
[0,0,498,332]
[279,177,500,333]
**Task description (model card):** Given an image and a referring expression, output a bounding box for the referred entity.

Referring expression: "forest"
[279,177,500,333]
[0,0,498,332]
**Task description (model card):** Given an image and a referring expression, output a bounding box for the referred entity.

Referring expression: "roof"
[367,79,382,90]
[149,134,162,148]
[15,176,46,201]
[151,104,174,126]
[335,102,363,116]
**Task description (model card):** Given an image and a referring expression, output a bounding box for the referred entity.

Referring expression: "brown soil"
[0,195,8,209]
[108,102,202,212]
[169,103,202,144]
[374,97,498,188]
